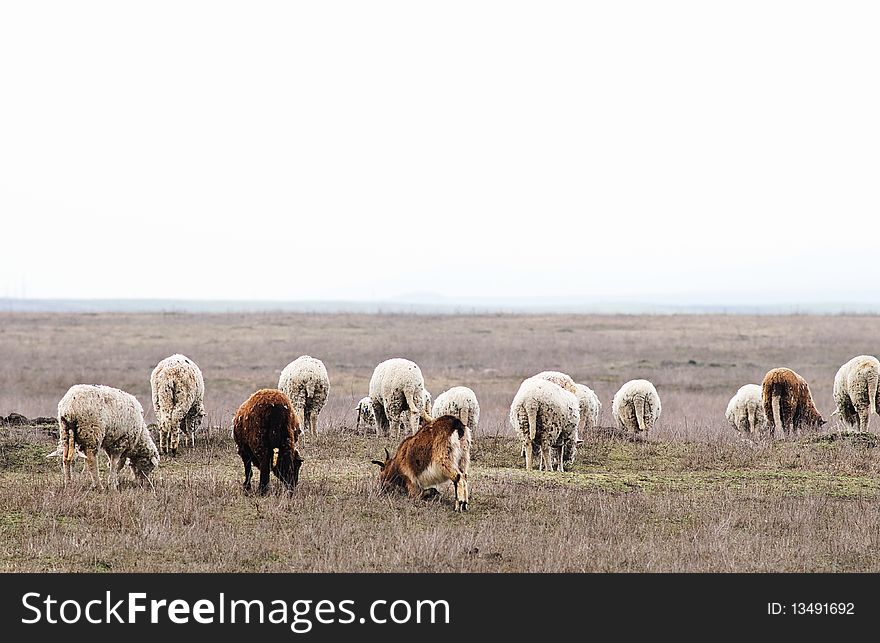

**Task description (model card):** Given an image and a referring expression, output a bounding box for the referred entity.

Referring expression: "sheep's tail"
[868,367,879,417]
[633,395,647,432]
[60,417,77,462]
[771,394,783,434]
[404,387,420,414]
[526,402,538,443]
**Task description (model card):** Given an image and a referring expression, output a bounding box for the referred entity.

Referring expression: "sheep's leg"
[158,426,167,455]
[524,440,533,470]
[373,404,389,438]
[107,453,121,491]
[408,410,420,436]
[857,407,869,432]
[540,445,551,471]
[309,408,318,437]
[555,446,565,472]
[85,448,102,490]
[170,420,182,456]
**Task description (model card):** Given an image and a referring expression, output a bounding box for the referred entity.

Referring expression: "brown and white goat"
[233,388,303,495]
[762,367,826,437]
[372,415,470,511]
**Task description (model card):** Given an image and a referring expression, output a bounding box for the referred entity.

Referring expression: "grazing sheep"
[56,384,159,490]
[371,415,470,511]
[278,355,330,438]
[574,383,601,434]
[432,386,480,431]
[532,371,578,396]
[725,384,767,436]
[833,355,880,431]
[532,371,601,468]
[510,378,580,471]
[612,379,661,435]
[561,383,601,467]
[762,367,826,437]
[150,353,205,456]
[232,389,303,495]
[369,358,430,438]
[355,396,376,433]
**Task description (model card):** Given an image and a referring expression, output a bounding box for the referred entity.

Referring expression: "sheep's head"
[130,451,159,480]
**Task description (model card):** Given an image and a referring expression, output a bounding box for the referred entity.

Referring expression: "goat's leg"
[240,451,253,493]
[258,452,271,495]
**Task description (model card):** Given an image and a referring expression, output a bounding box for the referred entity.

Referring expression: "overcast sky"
[1,2,877,304]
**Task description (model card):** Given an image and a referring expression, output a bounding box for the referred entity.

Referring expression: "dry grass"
[2,312,880,572]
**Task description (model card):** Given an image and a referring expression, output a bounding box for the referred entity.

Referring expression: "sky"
[1,2,878,305]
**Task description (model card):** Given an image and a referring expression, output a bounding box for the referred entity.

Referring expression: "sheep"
[432,386,480,431]
[232,388,303,495]
[832,355,880,431]
[574,383,601,434]
[725,384,767,436]
[371,415,470,511]
[150,353,205,456]
[509,378,580,471]
[533,370,597,442]
[762,367,826,437]
[278,355,330,438]
[56,384,159,490]
[612,379,661,435]
[368,358,430,438]
[355,396,376,433]
[532,371,578,396]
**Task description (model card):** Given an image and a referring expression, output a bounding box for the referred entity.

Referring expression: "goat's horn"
[384,447,390,460]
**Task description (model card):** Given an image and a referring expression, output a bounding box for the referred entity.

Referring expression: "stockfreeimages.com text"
[22,592,450,633]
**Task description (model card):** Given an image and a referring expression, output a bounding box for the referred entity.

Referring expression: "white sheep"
[574,383,601,432]
[432,386,480,431]
[725,384,766,436]
[532,371,578,396]
[57,384,159,489]
[356,396,376,433]
[612,379,661,435]
[509,378,579,471]
[369,358,430,438]
[833,355,880,431]
[150,354,205,455]
[278,355,330,438]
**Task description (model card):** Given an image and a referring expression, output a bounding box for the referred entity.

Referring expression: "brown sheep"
[762,368,826,437]
[233,389,303,495]
[371,415,470,511]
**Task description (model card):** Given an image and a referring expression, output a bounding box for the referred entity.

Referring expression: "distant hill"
[1,298,878,315]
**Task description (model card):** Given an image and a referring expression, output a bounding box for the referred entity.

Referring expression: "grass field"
[2,312,880,572]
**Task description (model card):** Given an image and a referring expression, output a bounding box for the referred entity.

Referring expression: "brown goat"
[371,415,470,511]
[762,367,826,437]
[233,388,303,495]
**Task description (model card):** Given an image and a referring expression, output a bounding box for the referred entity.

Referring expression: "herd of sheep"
[47,352,880,511]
